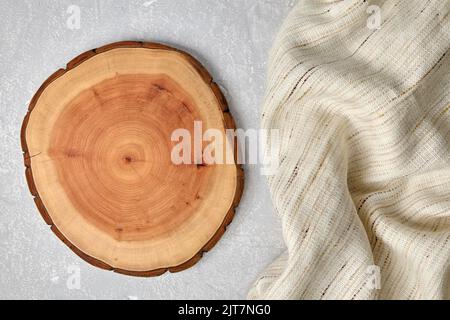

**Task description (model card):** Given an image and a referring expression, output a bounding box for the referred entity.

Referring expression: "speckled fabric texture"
[249,0,450,300]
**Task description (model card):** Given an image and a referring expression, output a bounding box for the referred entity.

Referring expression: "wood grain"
[21,41,244,276]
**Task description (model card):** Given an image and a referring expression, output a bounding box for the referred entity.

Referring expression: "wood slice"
[21,41,244,276]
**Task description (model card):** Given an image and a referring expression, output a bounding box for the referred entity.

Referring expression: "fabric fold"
[249,0,450,300]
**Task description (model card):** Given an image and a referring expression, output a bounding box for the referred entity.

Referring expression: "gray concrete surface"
[0,0,291,299]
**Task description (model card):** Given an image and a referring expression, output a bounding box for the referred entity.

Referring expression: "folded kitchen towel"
[249,0,450,299]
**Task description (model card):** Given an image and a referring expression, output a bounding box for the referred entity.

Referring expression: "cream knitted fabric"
[249,0,450,300]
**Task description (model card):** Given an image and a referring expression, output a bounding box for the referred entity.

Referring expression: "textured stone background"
[0,0,291,299]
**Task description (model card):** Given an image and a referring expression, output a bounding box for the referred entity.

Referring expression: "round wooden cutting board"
[21,41,244,276]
